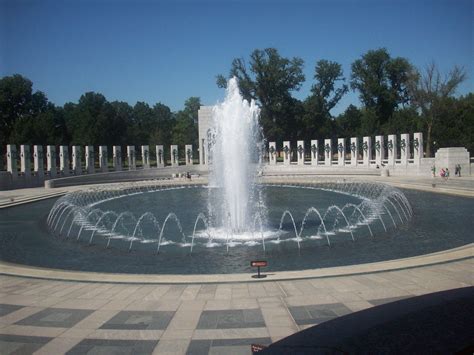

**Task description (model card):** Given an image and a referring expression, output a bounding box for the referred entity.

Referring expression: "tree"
[351,48,413,125]
[335,104,362,138]
[303,60,348,139]
[408,62,467,156]
[172,97,200,152]
[217,48,305,141]
[0,74,53,143]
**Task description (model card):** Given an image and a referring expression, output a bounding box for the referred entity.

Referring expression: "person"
[445,168,450,180]
[458,164,462,177]
[431,165,436,178]
[440,168,446,179]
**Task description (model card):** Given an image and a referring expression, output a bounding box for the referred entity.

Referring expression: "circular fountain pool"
[1,181,472,274]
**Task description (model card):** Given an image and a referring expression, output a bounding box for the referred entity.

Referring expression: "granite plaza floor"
[0,257,472,354]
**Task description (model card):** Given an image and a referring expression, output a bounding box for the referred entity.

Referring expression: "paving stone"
[14,308,94,328]
[0,334,52,354]
[66,338,158,355]
[0,304,24,317]
[100,310,174,330]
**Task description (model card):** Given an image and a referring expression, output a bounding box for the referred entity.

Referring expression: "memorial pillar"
[113,146,122,171]
[387,134,397,166]
[99,146,108,172]
[269,142,277,165]
[59,145,69,176]
[185,145,193,166]
[362,136,372,167]
[297,140,304,165]
[170,145,178,167]
[47,145,57,177]
[337,138,345,166]
[324,139,332,166]
[375,135,384,166]
[283,141,291,166]
[85,145,94,174]
[400,133,409,165]
[156,145,164,167]
[72,146,82,175]
[34,145,44,179]
[350,137,358,167]
[413,132,423,165]
[127,146,136,170]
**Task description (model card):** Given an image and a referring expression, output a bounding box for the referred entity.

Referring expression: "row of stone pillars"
[5,144,194,180]
[268,133,424,167]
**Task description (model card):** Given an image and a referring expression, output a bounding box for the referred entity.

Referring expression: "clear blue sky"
[1,0,472,114]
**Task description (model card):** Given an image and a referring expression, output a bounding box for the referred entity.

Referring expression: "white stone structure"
[85,145,94,174]
[20,145,31,179]
[435,147,470,176]
[310,140,318,165]
[141,145,150,169]
[324,139,332,166]
[198,106,213,166]
[337,138,345,166]
[6,145,17,180]
[59,146,69,176]
[113,146,122,171]
[34,145,44,178]
[72,146,82,175]
[283,141,291,165]
[99,146,108,172]
[400,133,410,165]
[387,134,397,166]
[413,132,423,165]
[375,135,384,166]
[170,145,179,167]
[350,137,358,166]
[269,142,277,165]
[156,145,164,168]
[47,145,57,177]
[363,136,372,167]
[185,145,193,166]
[127,146,136,170]
[296,140,304,165]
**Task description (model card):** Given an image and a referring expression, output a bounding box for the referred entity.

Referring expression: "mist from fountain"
[208,77,263,234]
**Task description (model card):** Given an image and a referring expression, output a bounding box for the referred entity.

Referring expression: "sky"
[1,0,472,115]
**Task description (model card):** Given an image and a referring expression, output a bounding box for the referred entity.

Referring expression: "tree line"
[217,48,472,156]
[1,47,472,158]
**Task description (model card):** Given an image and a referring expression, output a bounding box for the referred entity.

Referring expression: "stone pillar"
[296,140,304,165]
[141,145,150,169]
[34,145,44,179]
[337,138,345,166]
[269,142,277,165]
[362,136,372,167]
[156,145,164,168]
[72,146,82,175]
[282,141,291,165]
[387,134,397,166]
[127,146,136,170]
[59,146,69,176]
[6,145,17,180]
[113,146,122,171]
[99,146,108,172]
[413,132,423,165]
[375,135,384,166]
[47,145,57,177]
[310,140,318,166]
[20,145,31,179]
[350,137,358,166]
[171,145,178,167]
[324,139,332,166]
[185,145,193,166]
[400,133,410,165]
[85,146,94,174]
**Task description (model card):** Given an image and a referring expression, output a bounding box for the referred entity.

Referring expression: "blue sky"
[1,0,472,114]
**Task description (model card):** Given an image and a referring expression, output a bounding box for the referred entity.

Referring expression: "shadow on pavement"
[259,286,474,354]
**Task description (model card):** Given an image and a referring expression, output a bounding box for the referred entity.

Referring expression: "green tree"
[217,48,305,141]
[172,97,200,153]
[334,104,362,138]
[303,60,348,139]
[351,48,413,125]
[408,62,467,156]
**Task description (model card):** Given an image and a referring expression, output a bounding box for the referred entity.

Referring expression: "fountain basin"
[0,181,472,275]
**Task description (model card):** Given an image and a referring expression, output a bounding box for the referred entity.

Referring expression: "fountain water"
[208,77,264,235]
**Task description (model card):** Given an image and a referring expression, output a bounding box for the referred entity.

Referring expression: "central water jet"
[209,77,264,234]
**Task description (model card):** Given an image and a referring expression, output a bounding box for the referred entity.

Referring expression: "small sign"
[250,260,268,267]
[251,343,267,353]
[250,260,268,278]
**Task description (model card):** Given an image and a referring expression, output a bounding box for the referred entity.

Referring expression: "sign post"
[250,260,267,279]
